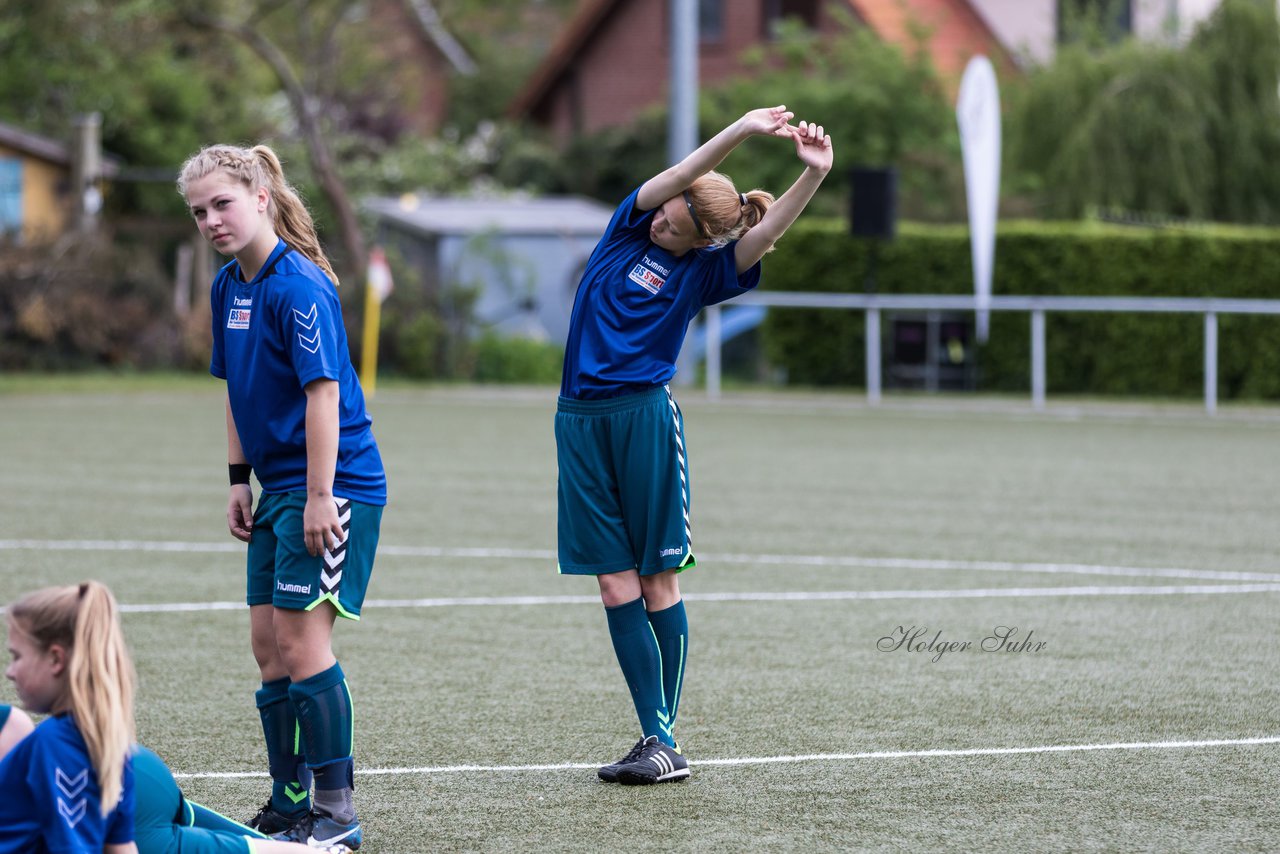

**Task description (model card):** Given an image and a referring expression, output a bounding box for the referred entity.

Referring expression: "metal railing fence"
[702,293,1280,413]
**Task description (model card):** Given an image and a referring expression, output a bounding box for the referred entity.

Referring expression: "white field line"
[170,735,1280,780]
[4,539,1280,583]
[99,583,1280,613]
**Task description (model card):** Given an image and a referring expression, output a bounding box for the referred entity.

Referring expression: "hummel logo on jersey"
[628,255,670,295]
[277,581,312,594]
[56,767,88,798]
[660,546,683,557]
[55,767,88,828]
[292,303,318,329]
[293,303,321,352]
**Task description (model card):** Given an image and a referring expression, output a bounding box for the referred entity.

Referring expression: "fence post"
[866,306,881,405]
[706,304,722,401]
[1031,308,1046,411]
[1204,311,1217,415]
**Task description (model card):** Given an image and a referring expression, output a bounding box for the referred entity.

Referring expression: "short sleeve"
[209,271,228,380]
[698,242,762,307]
[275,277,344,389]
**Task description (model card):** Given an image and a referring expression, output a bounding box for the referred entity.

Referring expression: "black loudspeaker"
[850,166,897,239]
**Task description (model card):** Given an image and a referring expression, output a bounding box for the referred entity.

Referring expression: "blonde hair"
[177,143,338,285]
[684,171,776,249]
[7,581,136,815]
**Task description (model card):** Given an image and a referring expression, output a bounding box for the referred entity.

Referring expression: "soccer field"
[3,380,1279,852]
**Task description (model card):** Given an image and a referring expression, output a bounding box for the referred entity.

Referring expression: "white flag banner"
[367,246,394,303]
[956,55,1001,343]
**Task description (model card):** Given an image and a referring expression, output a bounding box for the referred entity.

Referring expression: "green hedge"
[759,220,1280,400]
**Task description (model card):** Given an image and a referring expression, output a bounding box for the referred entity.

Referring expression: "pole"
[1204,311,1217,415]
[1031,308,1046,411]
[706,304,722,400]
[671,0,700,388]
[668,0,698,167]
[866,307,881,405]
[71,113,102,234]
[361,283,382,398]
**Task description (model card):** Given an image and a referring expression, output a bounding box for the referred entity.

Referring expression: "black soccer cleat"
[616,735,690,785]
[246,800,307,836]
[598,737,649,783]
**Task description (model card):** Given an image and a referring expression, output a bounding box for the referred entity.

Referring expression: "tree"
[546,11,962,221]
[182,0,369,277]
[0,0,272,215]
[1006,0,1280,224]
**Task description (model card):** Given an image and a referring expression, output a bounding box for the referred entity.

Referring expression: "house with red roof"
[509,0,1016,144]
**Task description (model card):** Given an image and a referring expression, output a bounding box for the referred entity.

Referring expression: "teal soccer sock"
[648,600,689,735]
[289,662,356,822]
[605,597,674,746]
[255,676,310,816]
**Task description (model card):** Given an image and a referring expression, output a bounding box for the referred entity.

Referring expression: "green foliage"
[371,247,478,380]
[434,0,580,134]
[760,218,1280,400]
[0,235,197,369]
[0,0,275,216]
[1006,0,1280,224]
[472,332,563,383]
[530,10,960,219]
[708,12,960,220]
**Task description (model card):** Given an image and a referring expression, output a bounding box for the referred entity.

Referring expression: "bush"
[760,218,1280,400]
[473,333,563,383]
[0,235,195,370]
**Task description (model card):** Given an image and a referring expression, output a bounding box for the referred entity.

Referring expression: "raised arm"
[734,120,833,273]
[636,106,795,212]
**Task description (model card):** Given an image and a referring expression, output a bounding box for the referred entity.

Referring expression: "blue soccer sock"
[648,599,688,740]
[605,597,674,747]
[289,662,356,823]
[255,676,310,816]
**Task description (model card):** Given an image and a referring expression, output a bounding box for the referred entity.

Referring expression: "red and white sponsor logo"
[227,308,251,330]
[628,263,666,295]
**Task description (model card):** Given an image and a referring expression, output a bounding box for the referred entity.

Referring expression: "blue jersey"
[560,187,762,400]
[210,239,387,505]
[0,714,135,853]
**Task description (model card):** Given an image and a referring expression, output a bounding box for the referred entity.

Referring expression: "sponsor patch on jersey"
[228,295,253,330]
[628,255,671,295]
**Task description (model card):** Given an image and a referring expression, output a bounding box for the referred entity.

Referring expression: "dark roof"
[0,122,71,166]
[0,120,122,176]
[364,193,614,238]
[507,0,617,120]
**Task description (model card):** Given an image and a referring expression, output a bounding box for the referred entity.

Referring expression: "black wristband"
[229,463,252,486]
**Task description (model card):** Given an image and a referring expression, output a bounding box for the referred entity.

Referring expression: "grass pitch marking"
[90,582,1280,614]
[169,735,1280,780]
[4,539,1279,583]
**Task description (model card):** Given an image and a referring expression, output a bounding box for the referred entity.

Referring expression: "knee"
[250,629,281,673]
[598,570,641,607]
[639,570,680,609]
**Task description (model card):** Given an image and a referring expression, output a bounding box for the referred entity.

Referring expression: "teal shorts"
[247,491,383,619]
[555,385,696,576]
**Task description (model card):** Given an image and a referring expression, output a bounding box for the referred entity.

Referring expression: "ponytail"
[250,146,339,286]
[684,171,776,249]
[8,582,136,815]
[177,143,339,286]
